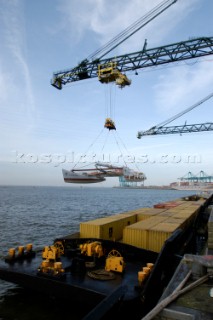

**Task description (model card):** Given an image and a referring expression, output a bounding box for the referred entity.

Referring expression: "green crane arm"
[51,37,213,89]
[137,123,213,138]
[137,91,213,138]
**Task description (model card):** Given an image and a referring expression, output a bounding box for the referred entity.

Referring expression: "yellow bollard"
[138,271,147,285]
[26,243,33,252]
[8,248,15,259]
[143,267,151,275]
[147,262,154,270]
[17,246,24,257]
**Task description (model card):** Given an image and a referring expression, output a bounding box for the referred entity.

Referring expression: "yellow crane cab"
[98,62,120,83]
[98,62,131,88]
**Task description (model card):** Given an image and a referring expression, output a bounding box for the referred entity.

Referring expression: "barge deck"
[0,193,212,319]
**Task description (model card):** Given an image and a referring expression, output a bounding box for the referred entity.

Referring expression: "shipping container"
[80,212,137,240]
[164,217,185,228]
[136,208,167,221]
[123,216,167,249]
[148,222,181,252]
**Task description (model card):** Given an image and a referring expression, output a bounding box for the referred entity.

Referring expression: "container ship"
[170,182,213,192]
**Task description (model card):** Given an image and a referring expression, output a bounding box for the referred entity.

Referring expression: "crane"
[51,0,179,89]
[137,123,213,137]
[51,1,213,133]
[51,36,213,90]
[137,91,213,138]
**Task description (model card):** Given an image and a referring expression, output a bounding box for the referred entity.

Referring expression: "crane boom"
[137,91,213,138]
[52,37,213,89]
[137,123,213,137]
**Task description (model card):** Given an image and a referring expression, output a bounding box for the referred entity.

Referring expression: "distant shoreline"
[113,186,173,190]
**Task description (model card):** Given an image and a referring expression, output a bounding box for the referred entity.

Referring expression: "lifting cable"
[155,91,213,128]
[72,126,141,172]
[105,83,116,119]
[112,131,128,167]
[112,130,142,172]
[87,0,176,60]
[72,128,104,169]
[100,129,110,153]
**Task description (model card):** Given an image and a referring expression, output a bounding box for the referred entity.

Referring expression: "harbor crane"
[137,91,213,138]
[137,123,213,137]
[51,36,213,90]
[52,0,182,89]
[51,0,213,137]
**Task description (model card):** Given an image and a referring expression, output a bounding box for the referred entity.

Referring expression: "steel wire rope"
[112,84,117,121]
[113,130,141,172]
[100,129,110,153]
[104,85,108,118]
[104,82,113,118]
[104,83,117,119]
[109,84,112,118]
[94,129,111,164]
[72,128,105,169]
[87,0,175,60]
[72,129,112,170]
[111,130,128,167]
[155,90,213,128]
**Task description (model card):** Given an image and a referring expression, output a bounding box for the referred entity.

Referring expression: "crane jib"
[51,37,213,90]
[51,0,179,89]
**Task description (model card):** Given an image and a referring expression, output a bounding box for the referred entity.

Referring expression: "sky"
[1,0,213,187]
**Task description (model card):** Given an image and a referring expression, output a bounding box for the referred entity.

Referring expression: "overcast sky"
[1,0,213,187]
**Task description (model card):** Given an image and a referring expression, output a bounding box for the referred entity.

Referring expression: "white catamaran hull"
[62,163,146,184]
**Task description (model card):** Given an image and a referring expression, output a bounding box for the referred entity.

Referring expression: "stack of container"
[123,199,204,252]
[80,212,137,241]
[80,197,206,253]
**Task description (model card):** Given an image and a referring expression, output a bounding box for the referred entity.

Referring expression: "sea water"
[0,186,193,320]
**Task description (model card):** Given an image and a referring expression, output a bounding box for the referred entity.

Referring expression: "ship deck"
[0,193,212,319]
[0,239,158,306]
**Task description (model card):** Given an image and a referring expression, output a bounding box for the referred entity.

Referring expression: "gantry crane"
[137,91,213,138]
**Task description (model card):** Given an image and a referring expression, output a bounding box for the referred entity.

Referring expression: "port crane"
[51,0,213,183]
[51,0,183,89]
[52,36,213,90]
[137,123,213,137]
[137,91,213,138]
[51,0,213,90]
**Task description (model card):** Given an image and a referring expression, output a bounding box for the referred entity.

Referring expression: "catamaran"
[62,162,146,184]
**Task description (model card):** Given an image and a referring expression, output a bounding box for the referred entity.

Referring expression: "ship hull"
[62,169,106,184]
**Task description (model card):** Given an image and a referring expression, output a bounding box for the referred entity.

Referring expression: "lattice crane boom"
[52,37,213,89]
[137,91,213,138]
[137,122,213,137]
